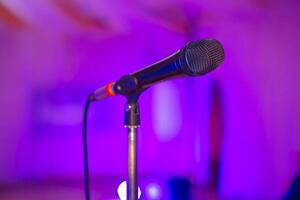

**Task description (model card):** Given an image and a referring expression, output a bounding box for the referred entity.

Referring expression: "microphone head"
[180,39,225,76]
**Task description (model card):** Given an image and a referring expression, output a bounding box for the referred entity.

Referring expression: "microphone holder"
[114,75,143,200]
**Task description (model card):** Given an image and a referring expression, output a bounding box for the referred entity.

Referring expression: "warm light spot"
[117,181,141,200]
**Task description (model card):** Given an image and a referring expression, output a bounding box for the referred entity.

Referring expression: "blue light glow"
[145,183,162,199]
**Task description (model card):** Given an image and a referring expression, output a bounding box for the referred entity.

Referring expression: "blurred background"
[0,0,300,199]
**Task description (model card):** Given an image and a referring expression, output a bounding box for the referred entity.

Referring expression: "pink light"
[152,82,182,141]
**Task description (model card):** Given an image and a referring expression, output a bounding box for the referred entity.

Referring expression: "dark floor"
[0,181,218,200]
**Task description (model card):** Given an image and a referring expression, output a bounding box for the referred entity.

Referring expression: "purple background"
[0,0,300,199]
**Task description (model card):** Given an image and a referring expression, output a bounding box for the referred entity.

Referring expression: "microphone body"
[92,39,224,101]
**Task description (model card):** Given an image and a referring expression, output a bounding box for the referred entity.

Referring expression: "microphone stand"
[125,101,140,200]
[114,75,143,200]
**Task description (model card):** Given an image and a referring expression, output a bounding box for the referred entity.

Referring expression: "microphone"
[92,39,224,101]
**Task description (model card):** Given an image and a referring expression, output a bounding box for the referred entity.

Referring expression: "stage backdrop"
[0,0,299,199]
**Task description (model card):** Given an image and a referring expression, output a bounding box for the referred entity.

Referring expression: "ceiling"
[0,0,270,35]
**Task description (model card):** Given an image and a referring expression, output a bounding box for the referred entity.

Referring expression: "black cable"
[83,95,93,200]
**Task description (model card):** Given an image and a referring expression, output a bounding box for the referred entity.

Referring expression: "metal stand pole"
[124,101,140,200]
[127,126,138,200]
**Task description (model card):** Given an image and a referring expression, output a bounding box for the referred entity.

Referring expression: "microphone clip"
[114,75,144,103]
[114,75,144,127]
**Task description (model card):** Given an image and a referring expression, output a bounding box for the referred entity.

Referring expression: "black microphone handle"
[131,50,184,90]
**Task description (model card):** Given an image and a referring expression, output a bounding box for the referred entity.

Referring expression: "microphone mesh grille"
[184,39,224,75]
